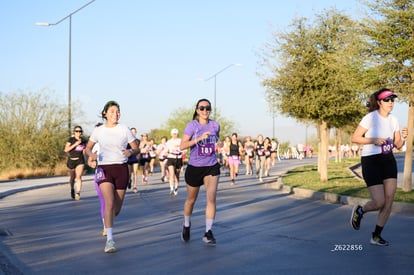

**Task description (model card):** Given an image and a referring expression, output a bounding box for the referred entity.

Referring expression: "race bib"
[232,155,239,160]
[75,144,85,152]
[381,139,394,155]
[198,143,215,156]
[141,153,149,159]
[95,167,106,182]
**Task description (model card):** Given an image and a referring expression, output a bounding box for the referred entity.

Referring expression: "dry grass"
[0,161,68,180]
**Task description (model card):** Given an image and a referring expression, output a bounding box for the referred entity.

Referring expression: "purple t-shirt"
[183,119,220,167]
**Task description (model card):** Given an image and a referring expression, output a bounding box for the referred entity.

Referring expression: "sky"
[0,0,409,145]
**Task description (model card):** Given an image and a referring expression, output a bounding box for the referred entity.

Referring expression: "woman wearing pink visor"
[350,88,408,246]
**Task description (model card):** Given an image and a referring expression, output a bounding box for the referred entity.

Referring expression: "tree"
[259,9,367,181]
[361,0,414,191]
[0,90,68,174]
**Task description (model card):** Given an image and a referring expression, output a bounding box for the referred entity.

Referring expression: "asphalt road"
[1,156,413,275]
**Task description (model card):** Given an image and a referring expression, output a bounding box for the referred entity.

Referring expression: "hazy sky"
[0,0,409,144]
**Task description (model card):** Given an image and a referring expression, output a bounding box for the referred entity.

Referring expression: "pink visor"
[377,90,397,100]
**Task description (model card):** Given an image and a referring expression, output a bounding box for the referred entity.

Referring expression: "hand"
[401,127,408,140]
[200,131,211,140]
[87,158,97,168]
[374,138,387,146]
[122,149,133,157]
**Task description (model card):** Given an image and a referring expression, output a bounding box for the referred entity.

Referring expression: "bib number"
[95,167,106,182]
[381,140,394,155]
[198,143,215,156]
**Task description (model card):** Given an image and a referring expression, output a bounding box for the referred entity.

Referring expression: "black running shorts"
[361,153,397,187]
[184,163,220,187]
[67,157,85,169]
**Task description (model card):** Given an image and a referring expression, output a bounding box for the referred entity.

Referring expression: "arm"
[128,139,139,156]
[123,139,140,157]
[394,127,408,150]
[180,131,211,151]
[351,125,387,146]
[238,141,244,156]
[84,140,97,168]
[64,139,81,153]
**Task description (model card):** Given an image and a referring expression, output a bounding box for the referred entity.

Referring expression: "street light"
[36,0,96,134]
[202,63,242,118]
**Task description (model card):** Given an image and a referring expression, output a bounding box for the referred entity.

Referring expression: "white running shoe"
[104,239,116,253]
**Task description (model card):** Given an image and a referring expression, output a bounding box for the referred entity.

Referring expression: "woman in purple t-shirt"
[179,98,220,246]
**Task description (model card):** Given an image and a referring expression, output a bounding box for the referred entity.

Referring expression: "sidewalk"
[0,175,94,199]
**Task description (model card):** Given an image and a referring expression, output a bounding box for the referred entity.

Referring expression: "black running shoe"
[127,180,132,189]
[350,205,363,230]
[202,230,216,246]
[181,225,190,242]
[370,233,389,246]
[71,188,75,199]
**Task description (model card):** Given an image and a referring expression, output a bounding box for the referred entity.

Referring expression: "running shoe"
[350,205,363,230]
[75,193,80,201]
[71,188,75,199]
[231,179,235,185]
[370,233,389,246]
[104,239,116,253]
[174,188,178,196]
[259,177,263,183]
[202,230,216,246]
[170,190,175,196]
[133,187,138,193]
[127,180,132,189]
[181,225,190,242]
[143,177,148,184]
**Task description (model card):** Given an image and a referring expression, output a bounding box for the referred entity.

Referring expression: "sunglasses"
[382,97,395,103]
[75,130,83,133]
[198,105,211,111]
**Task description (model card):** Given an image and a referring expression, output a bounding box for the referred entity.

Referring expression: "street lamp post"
[203,63,241,118]
[36,0,96,134]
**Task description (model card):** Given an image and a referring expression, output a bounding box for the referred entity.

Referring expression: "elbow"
[350,135,358,144]
[179,143,186,151]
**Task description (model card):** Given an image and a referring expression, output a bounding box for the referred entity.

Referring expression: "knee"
[372,199,385,210]
[187,198,196,205]
[185,198,196,207]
